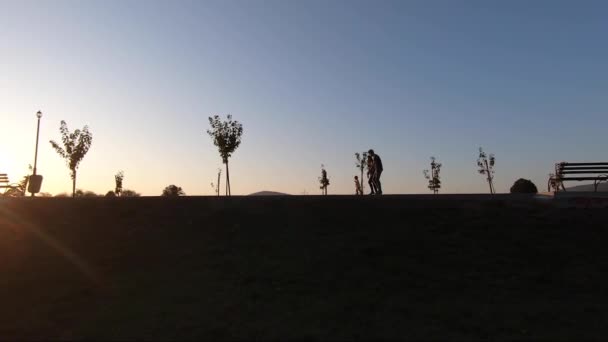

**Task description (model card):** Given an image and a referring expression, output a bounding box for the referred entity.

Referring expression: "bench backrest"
[555,163,608,176]
[0,174,9,184]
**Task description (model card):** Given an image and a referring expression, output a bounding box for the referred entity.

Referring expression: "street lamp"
[29,111,43,196]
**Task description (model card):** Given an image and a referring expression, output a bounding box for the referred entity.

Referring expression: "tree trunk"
[225,159,230,196]
[217,170,221,196]
[484,160,493,194]
[72,171,77,198]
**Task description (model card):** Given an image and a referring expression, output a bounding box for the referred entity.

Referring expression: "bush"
[121,189,141,197]
[162,185,185,197]
[510,178,538,194]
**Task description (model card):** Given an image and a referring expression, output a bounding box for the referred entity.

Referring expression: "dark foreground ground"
[1,195,607,340]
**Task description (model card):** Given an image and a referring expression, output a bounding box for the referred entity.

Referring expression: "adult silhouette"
[368,149,383,195]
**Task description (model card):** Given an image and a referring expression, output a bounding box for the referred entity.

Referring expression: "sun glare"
[0,155,19,177]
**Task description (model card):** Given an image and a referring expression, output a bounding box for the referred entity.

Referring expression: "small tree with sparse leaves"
[207,115,243,196]
[50,120,93,197]
[423,157,442,194]
[477,147,496,194]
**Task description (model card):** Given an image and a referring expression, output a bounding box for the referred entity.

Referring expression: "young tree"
[319,164,330,195]
[50,120,93,197]
[477,147,496,194]
[207,115,243,196]
[423,156,442,194]
[114,170,124,196]
[162,184,185,197]
[354,152,368,195]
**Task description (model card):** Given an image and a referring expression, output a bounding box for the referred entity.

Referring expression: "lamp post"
[29,111,43,197]
[33,111,42,175]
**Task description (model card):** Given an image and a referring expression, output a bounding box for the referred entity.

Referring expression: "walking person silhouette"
[368,149,383,195]
[367,154,377,195]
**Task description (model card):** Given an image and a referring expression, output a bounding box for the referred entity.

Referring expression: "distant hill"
[248,191,290,196]
[566,182,608,192]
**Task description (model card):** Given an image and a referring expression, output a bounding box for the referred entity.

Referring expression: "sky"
[1,0,607,196]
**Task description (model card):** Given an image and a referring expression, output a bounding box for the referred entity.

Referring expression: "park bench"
[0,173,18,195]
[548,162,608,192]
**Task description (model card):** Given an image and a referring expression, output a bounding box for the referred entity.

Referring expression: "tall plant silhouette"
[50,120,93,197]
[319,164,330,195]
[423,157,442,194]
[207,115,243,196]
[354,152,368,195]
[477,147,496,194]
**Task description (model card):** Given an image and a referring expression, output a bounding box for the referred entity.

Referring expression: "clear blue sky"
[1,0,606,195]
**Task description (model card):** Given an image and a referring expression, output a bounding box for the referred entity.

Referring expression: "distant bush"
[105,191,116,197]
[162,185,185,197]
[121,189,141,197]
[74,189,99,197]
[510,178,538,194]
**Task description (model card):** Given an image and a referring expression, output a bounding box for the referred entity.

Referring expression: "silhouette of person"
[368,149,383,195]
[367,155,377,195]
[354,176,363,195]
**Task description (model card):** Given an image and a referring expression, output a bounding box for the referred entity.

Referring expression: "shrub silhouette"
[510,178,538,194]
[75,189,98,197]
[121,189,141,197]
[162,185,185,197]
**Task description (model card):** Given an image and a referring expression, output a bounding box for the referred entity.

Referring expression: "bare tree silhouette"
[50,120,93,197]
[207,115,243,196]
[423,157,442,194]
[477,147,496,194]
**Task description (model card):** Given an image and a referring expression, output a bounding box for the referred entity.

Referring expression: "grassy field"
[1,196,607,340]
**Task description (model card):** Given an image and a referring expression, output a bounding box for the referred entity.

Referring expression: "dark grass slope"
[1,196,607,340]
